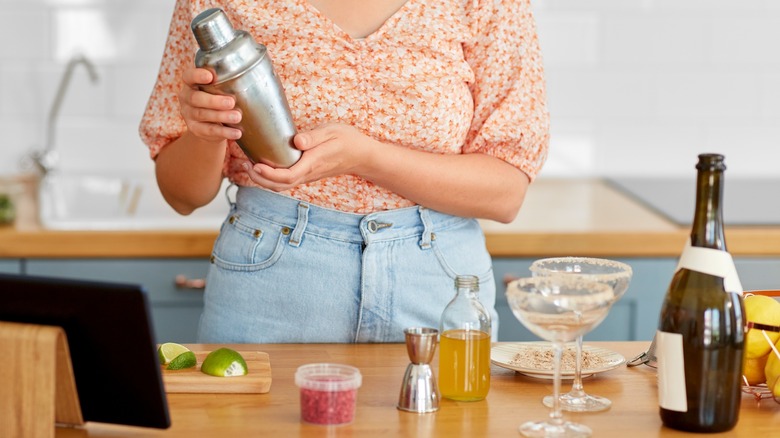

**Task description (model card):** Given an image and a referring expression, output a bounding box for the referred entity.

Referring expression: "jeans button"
[367,220,378,233]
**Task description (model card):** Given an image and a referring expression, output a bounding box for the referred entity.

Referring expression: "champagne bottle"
[656,153,746,433]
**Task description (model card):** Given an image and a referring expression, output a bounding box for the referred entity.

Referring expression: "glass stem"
[550,341,564,425]
[571,335,585,395]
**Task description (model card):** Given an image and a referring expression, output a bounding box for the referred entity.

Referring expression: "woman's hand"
[154,68,242,215]
[242,122,528,223]
[178,67,243,143]
[243,123,373,191]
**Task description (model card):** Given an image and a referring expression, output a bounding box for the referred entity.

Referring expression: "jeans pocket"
[211,213,288,272]
[430,220,494,283]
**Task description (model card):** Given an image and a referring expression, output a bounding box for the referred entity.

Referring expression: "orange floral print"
[139,0,549,214]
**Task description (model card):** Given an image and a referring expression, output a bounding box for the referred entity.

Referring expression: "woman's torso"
[197,0,477,213]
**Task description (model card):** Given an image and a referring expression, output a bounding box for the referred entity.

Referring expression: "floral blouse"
[139,0,549,214]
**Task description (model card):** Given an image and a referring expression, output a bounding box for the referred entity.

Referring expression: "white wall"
[0,0,778,179]
[0,0,175,176]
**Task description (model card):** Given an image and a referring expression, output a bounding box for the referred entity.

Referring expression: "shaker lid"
[191,8,236,51]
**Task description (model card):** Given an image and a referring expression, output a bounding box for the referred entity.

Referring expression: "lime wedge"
[158,342,191,365]
[167,351,197,370]
[201,348,248,377]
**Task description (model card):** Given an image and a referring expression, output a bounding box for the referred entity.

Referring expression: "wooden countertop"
[2,176,780,258]
[55,342,780,437]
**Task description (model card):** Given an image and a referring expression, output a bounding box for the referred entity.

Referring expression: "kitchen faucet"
[29,54,100,175]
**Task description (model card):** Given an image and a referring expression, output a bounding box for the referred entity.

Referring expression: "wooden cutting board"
[161,350,272,394]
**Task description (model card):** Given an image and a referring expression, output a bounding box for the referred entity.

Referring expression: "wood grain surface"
[161,350,271,394]
[54,342,780,437]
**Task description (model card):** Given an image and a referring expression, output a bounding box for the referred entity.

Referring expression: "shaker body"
[200,52,300,168]
[192,8,301,168]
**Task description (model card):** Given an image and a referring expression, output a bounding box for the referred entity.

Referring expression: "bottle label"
[656,330,687,412]
[676,239,743,294]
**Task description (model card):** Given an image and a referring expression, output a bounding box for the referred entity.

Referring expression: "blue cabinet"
[16,255,778,345]
[493,256,780,343]
[26,259,210,344]
[735,258,780,291]
[493,257,676,343]
[0,259,21,274]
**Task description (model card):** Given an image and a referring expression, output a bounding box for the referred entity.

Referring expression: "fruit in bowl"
[741,294,780,396]
[766,341,780,397]
[745,295,780,359]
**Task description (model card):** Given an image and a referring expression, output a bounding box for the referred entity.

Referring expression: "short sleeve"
[462,0,550,181]
[138,0,199,159]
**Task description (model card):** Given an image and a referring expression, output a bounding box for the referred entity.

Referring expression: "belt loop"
[225,182,238,209]
[418,206,433,250]
[289,203,309,247]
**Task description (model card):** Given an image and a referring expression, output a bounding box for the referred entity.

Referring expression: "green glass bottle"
[656,153,746,432]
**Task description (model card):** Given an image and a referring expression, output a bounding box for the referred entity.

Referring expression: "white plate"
[491,342,626,379]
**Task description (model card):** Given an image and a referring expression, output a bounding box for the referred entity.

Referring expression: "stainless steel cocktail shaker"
[191,8,301,168]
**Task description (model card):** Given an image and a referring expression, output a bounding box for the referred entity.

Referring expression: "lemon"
[744,295,780,359]
[765,340,780,397]
[158,342,191,365]
[743,353,769,386]
[167,351,197,370]
[201,348,248,377]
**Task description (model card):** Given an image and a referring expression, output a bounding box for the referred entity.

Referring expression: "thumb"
[294,126,338,151]
[293,132,319,151]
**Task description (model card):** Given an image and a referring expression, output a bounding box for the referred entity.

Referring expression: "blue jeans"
[197,187,497,343]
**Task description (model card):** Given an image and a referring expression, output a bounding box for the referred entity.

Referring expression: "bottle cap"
[455,275,479,290]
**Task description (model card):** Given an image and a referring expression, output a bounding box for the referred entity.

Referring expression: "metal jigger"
[397,327,440,413]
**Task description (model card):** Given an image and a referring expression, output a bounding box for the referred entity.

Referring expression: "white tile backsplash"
[594,121,704,177]
[0,0,778,181]
[536,13,600,67]
[0,7,50,61]
[708,17,780,66]
[654,71,762,119]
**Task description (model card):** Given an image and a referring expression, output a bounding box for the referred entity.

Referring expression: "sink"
[38,172,231,230]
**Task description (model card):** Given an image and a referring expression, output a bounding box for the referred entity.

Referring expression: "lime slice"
[201,348,248,377]
[167,351,197,370]
[158,342,191,365]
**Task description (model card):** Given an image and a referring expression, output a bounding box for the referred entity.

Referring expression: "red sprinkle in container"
[295,363,362,425]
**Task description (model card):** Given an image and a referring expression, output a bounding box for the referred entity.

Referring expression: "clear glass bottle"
[438,275,491,401]
[656,153,746,432]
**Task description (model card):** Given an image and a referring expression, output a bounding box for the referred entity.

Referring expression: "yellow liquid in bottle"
[438,329,491,401]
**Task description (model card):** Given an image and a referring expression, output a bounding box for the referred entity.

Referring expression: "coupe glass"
[531,257,633,412]
[506,276,615,437]
[529,257,632,412]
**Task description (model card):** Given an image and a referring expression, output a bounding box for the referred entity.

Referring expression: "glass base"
[519,420,592,437]
[543,393,612,413]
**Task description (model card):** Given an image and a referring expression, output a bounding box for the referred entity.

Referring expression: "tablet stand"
[0,321,84,438]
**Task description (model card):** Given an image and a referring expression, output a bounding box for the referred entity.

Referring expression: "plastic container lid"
[295,363,362,391]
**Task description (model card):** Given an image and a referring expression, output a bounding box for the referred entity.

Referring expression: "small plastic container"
[295,363,362,425]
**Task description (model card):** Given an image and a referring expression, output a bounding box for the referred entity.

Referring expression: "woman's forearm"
[154,131,228,215]
[360,141,530,223]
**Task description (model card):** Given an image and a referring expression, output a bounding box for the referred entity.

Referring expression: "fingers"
[182,67,214,87]
[242,161,299,192]
[293,124,339,151]
[179,91,240,124]
[178,67,242,141]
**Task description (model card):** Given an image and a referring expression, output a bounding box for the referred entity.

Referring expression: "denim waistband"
[234,187,472,245]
